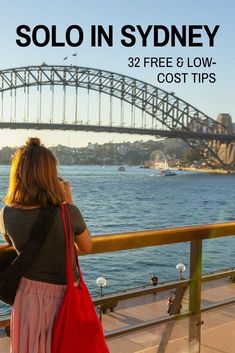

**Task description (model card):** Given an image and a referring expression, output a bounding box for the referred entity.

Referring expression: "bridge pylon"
[209,114,235,168]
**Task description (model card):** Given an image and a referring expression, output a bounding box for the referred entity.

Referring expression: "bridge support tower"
[215,114,235,167]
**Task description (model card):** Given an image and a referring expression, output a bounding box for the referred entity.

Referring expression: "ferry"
[160,169,176,177]
[159,160,176,176]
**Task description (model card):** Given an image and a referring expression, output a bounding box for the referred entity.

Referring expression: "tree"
[182,148,200,163]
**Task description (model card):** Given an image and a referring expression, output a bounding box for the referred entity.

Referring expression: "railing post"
[189,239,202,353]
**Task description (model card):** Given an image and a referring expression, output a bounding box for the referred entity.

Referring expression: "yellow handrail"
[91,221,235,254]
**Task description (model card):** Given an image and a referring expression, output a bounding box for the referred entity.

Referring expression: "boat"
[118,166,126,172]
[160,160,176,177]
[160,169,176,177]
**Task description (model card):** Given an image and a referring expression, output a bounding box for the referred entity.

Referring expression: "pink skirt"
[11,277,67,353]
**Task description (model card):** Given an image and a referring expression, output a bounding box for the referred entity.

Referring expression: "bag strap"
[61,203,83,286]
[0,205,58,281]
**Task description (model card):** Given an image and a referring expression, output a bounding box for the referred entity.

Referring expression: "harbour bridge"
[0,64,234,168]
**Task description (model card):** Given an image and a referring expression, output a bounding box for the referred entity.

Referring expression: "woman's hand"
[60,179,73,203]
[63,181,73,203]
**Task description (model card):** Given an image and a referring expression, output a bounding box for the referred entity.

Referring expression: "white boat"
[160,160,176,177]
[160,169,176,177]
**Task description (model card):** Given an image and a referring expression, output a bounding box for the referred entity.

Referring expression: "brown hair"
[5,137,67,207]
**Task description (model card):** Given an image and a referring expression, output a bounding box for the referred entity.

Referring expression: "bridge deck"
[0,277,234,352]
[0,122,234,142]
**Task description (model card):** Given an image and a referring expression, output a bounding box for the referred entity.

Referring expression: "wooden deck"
[0,277,234,353]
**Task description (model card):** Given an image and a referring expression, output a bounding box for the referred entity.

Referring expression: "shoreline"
[179,167,235,175]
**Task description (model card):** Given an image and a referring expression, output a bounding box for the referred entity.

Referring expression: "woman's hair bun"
[26,137,41,147]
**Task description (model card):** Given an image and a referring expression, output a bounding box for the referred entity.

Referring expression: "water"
[0,165,235,307]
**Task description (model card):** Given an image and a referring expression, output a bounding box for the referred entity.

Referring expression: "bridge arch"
[0,65,231,167]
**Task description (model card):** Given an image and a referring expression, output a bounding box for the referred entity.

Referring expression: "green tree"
[182,148,200,163]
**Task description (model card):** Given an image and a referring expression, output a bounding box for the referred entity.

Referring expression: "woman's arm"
[0,208,12,245]
[0,242,13,249]
[75,228,93,254]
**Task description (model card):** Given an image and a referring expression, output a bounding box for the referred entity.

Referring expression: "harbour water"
[0,165,235,302]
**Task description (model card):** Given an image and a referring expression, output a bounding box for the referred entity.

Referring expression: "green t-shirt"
[0,204,86,285]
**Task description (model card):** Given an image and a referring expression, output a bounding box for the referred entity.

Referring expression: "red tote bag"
[52,203,110,353]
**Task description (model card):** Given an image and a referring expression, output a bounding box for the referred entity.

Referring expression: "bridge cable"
[75,72,78,125]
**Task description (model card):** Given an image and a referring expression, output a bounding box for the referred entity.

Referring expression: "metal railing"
[1,221,235,351]
[91,221,235,352]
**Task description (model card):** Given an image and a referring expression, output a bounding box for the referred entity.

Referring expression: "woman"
[0,137,92,353]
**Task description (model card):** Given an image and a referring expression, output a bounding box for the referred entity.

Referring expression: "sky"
[0,0,234,147]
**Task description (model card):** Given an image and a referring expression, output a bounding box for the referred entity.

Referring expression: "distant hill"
[0,139,199,166]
